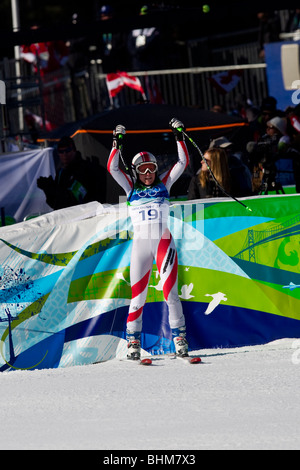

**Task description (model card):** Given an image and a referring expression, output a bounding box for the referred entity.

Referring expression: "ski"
[150,354,202,364]
[140,358,152,366]
[120,357,152,366]
[120,355,203,365]
[176,355,202,364]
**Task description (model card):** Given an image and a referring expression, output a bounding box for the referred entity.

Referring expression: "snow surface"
[1,338,300,451]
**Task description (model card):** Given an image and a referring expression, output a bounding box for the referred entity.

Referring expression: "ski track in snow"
[1,338,300,450]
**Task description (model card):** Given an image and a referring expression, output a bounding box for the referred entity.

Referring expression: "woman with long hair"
[188,147,231,199]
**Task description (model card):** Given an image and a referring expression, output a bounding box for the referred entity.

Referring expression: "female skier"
[107,118,190,361]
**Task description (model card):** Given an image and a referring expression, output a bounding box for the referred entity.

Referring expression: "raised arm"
[160,118,190,192]
[107,125,133,196]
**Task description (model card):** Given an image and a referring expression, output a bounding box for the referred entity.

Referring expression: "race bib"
[129,201,169,227]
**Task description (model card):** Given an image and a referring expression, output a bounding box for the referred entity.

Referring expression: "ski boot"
[172,326,189,357]
[126,330,141,361]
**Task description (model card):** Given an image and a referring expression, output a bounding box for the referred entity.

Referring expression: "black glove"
[37,175,55,191]
[113,124,126,149]
[169,118,185,141]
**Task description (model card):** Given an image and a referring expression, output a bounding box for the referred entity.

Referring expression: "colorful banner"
[0,194,300,371]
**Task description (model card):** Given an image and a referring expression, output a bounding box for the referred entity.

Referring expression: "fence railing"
[108,63,268,110]
[1,59,267,139]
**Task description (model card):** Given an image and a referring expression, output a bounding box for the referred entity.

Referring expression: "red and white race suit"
[107,141,189,333]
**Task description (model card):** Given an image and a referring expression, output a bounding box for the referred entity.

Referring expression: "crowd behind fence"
[0,32,272,142]
[0,63,268,140]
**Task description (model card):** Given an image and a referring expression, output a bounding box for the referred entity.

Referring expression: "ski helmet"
[131,151,157,177]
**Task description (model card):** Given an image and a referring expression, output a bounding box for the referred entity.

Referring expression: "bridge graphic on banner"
[234,214,300,262]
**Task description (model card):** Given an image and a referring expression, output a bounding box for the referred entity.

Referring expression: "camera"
[247,135,283,194]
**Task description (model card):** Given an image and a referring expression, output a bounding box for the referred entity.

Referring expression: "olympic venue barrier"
[2,60,267,135]
[0,194,300,371]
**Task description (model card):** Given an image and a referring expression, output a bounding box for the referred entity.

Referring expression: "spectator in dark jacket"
[37,136,104,210]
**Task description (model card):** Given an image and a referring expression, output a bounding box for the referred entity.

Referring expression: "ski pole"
[115,133,131,177]
[178,128,252,212]
[117,135,135,202]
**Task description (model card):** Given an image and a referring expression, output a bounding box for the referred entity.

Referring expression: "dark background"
[0,1,294,57]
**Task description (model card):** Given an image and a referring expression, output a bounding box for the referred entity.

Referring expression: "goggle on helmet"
[131,151,158,176]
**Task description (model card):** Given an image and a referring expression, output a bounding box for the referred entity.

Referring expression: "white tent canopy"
[0,147,55,223]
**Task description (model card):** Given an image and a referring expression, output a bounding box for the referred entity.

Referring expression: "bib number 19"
[139,208,158,221]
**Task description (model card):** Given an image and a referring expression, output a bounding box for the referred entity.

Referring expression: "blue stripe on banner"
[63,301,300,354]
[192,216,274,241]
[71,241,132,280]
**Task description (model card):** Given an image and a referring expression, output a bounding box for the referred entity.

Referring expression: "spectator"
[98,5,129,73]
[246,116,290,194]
[252,96,281,141]
[208,137,253,197]
[266,116,290,149]
[285,9,300,33]
[37,136,105,210]
[257,10,281,60]
[285,105,300,192]
[187,147,231,199]
[20,25,69,77]
[210,104,225,113]
[230,93,250,120]
[24,109,54,142]
[127,5,162,71]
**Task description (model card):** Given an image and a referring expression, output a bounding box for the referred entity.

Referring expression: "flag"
[24,110,54,132]
[208,70,243,94]
[106,71,146,98]
[290,114,300,133]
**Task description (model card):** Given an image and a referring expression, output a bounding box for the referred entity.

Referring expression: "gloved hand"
[113,124,126,149]
[169,118,185,141]
[37,175,55,191]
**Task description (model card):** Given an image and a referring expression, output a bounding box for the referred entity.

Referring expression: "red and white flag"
[208,70,243,94]
[106,71,146,98]
[290,114,300,133]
